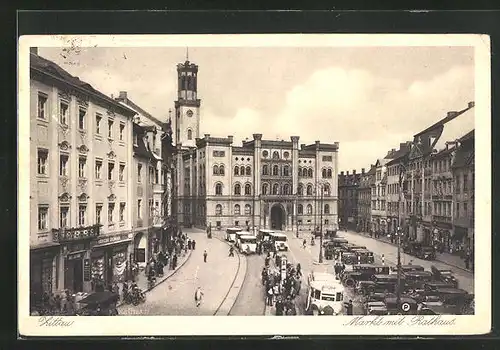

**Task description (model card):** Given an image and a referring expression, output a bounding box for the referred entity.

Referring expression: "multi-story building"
[29,48,137,305]
[338,170,361,231]
[371,153,392,235]
[451,130,474,252]
[172,57,339,232]
[356,166,375,233]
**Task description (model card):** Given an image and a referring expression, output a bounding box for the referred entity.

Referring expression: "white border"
[18,34,491,336]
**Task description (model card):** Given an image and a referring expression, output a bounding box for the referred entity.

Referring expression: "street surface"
[118,229,239,315]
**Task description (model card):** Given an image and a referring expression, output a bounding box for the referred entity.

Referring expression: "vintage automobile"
[371,274,404,294]
[75,291,120,316]
[403,270,433,289]
[306,273,345,315]
[351,248,375,264]
[364,301,389,315]
[394,264,425,274]
[340,252,358,265]
[384,296,419,315]
[325,230,338,239]
[326,237,349,248]
[403,242,436,260]
[431,265,459,288]
[342,264,389,288]
[423,281,457,293]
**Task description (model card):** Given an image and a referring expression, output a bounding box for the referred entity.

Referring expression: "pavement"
[118,228,243,315]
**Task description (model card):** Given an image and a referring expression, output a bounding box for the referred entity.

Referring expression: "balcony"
[432,215,452,223]
[52,224,101,243]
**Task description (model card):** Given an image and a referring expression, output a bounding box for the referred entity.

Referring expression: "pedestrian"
[267,286,274,306]
[194,286,204,307]
[345,299,353,315]
[203,250,208,263]
[188,239,192,250]
[172,254,178,269]
[192,240,196,250]
[275,296,284,316]
[229,246,234,257]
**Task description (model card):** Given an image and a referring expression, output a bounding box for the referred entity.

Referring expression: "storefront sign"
[67,251,85,260]
[83,259,91,281]
[52,224,101,243]
[95,233,130,246]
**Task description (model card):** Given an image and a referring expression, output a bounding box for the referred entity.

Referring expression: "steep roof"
[133,123,155,160]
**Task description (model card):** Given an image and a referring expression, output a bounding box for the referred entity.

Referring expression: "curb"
[213,235,248,316]
[117,249,193,307]
[347,231,473,273]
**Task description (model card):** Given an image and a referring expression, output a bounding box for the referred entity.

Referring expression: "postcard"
[18,33,491,336]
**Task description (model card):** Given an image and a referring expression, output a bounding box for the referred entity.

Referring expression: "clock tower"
[174,52,201,148]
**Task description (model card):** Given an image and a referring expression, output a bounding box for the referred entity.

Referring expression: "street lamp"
[316,181,328,264]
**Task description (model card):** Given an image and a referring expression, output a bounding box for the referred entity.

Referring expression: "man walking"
[229,246,235,257]
[194,286,204,307]
[203,250,208,263]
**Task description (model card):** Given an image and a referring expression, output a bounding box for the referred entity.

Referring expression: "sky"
[39,46,475,171]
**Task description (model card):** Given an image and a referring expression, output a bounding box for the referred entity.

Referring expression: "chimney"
[362,168,365,174]
[353,169,356,174]
[228,135,234,143]
[346,171,349,175]
[119,91,128,100]
[340,171,344,176]
[30,47,38,55]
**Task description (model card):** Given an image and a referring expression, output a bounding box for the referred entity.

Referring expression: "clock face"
[186,109,193,117]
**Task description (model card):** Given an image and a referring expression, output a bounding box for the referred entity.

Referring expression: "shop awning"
[92,239,131,249]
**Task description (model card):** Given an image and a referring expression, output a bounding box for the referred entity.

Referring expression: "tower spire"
[186,47,189,62]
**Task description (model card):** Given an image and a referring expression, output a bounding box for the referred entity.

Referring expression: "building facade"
[356,166,375,233]
[371,158,390,235]
[30,49,137,306]
[338,170,361,231]
[171,58,339,233]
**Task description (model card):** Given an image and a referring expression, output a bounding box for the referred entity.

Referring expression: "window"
[306,204,312,215]
[262,165,269,175]
[59,206,69,228]
[463,174,468,192]
[324,184,331,196]
[234,184,241,195]
[463,202,468,216]
[38,206,48,231]
[59,101,69,125]
[108,203,115,223]
[96,114,102,134]
[137,164,142,182]
[119,163,125,181]
[298,184,304,195]
[37,149,48,175]
[108,162,115,180]
[215,204,222,216]
[307,168,313,177]
[155,169,159,184]
[235,221,239,227]
[262,183,269,195]
[273,165,279,176]
[78,157,86,178]
[272,151,279,159]
[456,203,460,218]
[79,108,86,129]
[283,184,290,195]
[245,166,251,176]
[283,166,289,176]
[137,199,142,218]
[324,204,330,214]
[219,165,225,175]
[245,184,251,195]
[245,204,251,215]
[215,183,223,195]
[108,120,114,139]
[234,166,239,176]
[59,154,69,176]
[322,169,327,178]
[187,129,192,140]
[37,93,47,119]
[120,203,125,222]
[96,204,102,224]
[327,169,332,178]
[78,205,87,226]
[234,204,241,215]
[297,204,303,214]
[240,166,245,175]
[95,160,102,179]
[213,165,219,175]
[307,185,313,196]
[119,123,125,141]
[272,183,279,195]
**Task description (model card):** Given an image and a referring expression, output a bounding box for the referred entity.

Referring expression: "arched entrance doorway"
[133,232,147,267]
[270,204,286,231]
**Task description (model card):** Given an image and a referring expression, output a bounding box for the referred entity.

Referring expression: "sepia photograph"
[17,34,491,336]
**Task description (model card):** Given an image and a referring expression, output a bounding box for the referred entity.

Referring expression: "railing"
[52,224,101,243]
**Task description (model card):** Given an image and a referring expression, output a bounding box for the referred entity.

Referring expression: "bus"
[239,235,257,254]
[306,272,345,316]
[226,227,242,243]
[258,229,274,242]
[235,231,251,248]
[269,232,288,251]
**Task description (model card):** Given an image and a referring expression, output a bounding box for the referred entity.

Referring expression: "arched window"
[272,183,279,195]
[322,168,327,178]
[244,204,251,215]
[213,165,219,175]
[283,184,290,195]
[215,204,222,215]
[297,204,303,214]
[219,165,225,175]
[234,204,241,215]
[244,184,251,195]
[234,183,241,195]
[272,151,279,159]
[246,166,251,176]
[323,184,331,196]
[324,204,330,214]
[307,168,313,177]
[262,165,269,175]
[298,184,304,195]
[187,129,192,140]
[307,184,313,196]
[240,166,245,175]
[298,168,303,177]
[306,204,313,215]
[234,166,239,176]
[283,166,289,176]
[327,168,332,178]
[215,183,223,195]
[262,183,269,195]
[272,165,279,176]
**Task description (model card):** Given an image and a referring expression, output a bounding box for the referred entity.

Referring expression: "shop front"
[90,232,132,290]
[133,231,148,268]
[30,243,60,308]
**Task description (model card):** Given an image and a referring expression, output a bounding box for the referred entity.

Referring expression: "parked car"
[431,266,459,288]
